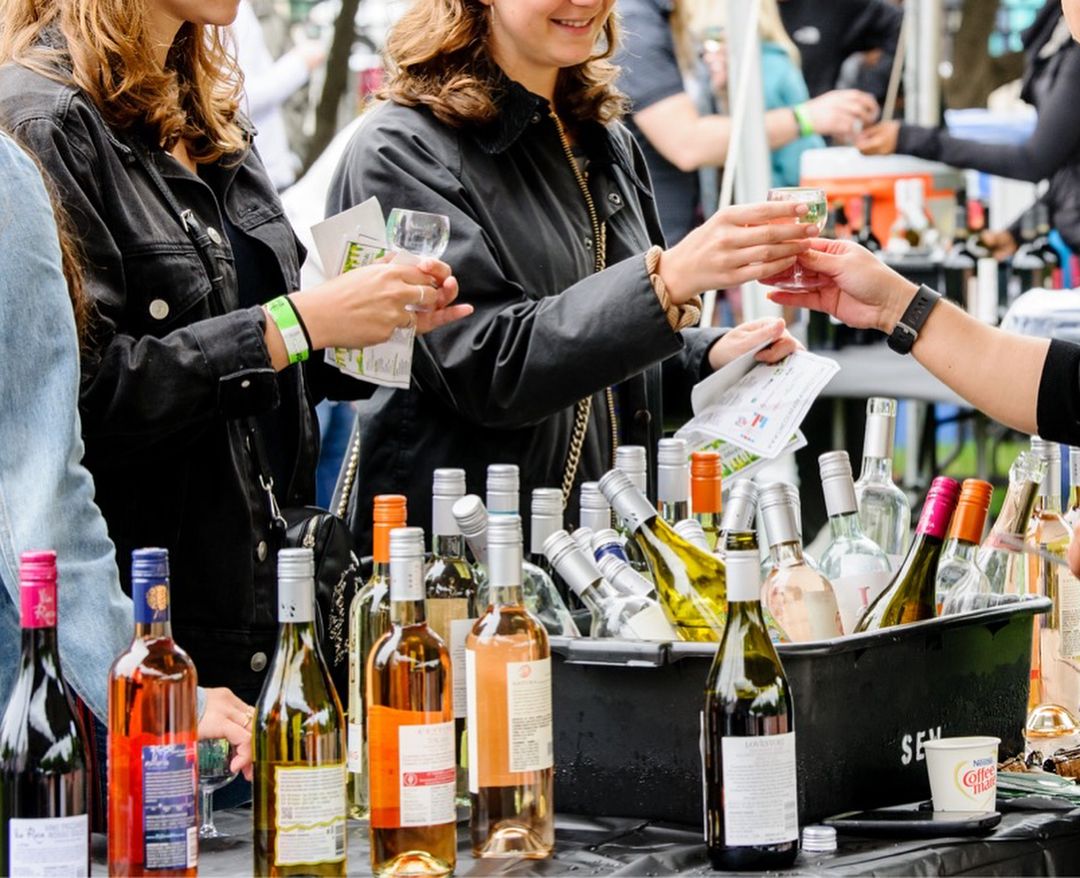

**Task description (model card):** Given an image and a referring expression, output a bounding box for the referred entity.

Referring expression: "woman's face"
[150,0,241,29]
[1065,0,1080,42]
[484,0,615,95]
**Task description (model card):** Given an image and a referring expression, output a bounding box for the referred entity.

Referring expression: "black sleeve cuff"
[1036,338,1080,445]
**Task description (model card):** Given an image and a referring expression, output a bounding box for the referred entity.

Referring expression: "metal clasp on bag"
[259,473,288,533]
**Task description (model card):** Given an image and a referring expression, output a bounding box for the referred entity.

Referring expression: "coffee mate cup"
[923,736,1000,812]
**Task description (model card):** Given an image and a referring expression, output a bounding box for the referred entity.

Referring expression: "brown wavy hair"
[381,0,627,127]
[0,0,246,163]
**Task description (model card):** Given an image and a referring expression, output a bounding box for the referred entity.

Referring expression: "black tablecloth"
[90,799,1080,876]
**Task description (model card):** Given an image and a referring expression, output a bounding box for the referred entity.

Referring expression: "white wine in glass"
[765,186,827,291]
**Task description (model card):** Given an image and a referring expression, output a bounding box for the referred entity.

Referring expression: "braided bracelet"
[645,246,702,331]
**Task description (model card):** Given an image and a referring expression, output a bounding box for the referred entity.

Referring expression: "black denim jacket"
[0,60,366,700]
[328,82,723,551]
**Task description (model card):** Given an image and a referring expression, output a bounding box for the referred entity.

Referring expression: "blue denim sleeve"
[0,135,206,722]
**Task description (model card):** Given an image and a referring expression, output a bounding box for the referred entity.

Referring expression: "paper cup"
[923,736,1000,812]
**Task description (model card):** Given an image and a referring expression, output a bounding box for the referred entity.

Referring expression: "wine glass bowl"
[764,187,828,291]
[386,208,451,260]
[197,737,237,840]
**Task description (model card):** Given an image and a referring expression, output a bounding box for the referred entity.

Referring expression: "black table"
[90,801,1080,876]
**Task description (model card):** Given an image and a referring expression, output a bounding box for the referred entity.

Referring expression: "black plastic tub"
[550,597,1050,826]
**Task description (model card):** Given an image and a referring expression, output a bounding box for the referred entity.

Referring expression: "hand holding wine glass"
[761,187,828,291]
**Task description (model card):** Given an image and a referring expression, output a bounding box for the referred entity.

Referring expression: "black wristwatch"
[886,285,942,355]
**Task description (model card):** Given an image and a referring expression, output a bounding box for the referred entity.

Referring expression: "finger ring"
[416,285,426,307]
[243,711,254,729]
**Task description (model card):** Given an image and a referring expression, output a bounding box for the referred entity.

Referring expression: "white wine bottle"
[255,548,347,877]
[657,438,690,525]
[704,549,798,871]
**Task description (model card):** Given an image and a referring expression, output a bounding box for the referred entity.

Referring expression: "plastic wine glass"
[765,187,828,291]
[386,208,450,260]
[197,737,237,840]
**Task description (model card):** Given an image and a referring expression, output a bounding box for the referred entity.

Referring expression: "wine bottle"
[595,554,656,599]
[529,488,565,594]
[108,548,198,877]
[717,481,759,560]
[657,438,690,525]
[1066,447,1080,527]
[935,479,994,614]
[977,451,1044,598]
[1026,438,1080,725]
[674,519,711,552]
[0,551,89,878]
[854,397,911,567]
[759,483,844,641]
[544,531,676,640]
[453,494,489,571]
[486,464,520,515]
[690,451,723,551]
[254,548,347,877]
[578,482,612,534]
[369,528,456,878]
[459,493,578,638]
[855,193,882,253]
[466,515,554,859]
[817,451,892,633]
[704,549,798,871]
[613,447,653,577]
[599,469,727,640]
[348,495,407,821]
[590,528,630,566]
[423,470,477,809]
[855,477,961,632]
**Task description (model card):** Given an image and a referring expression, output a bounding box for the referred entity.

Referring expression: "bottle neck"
[489,541,525,607]
[858,455,894,484]
[19,626,59,672]
[433,532,466,559]
[132,578,174,638]
[135,620,174,640]
[828,510,864,541]
[770,540,806,566]
[942,537,978,564]
[391,597,427,626]
[992,478,1041,536]
[531,514,562,556]
[658,499,689,525]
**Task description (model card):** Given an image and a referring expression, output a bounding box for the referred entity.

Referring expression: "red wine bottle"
[0,551,89,877]
[108,548,198,877]
[855,477,961,631]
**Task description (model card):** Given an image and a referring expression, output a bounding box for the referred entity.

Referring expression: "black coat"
[0,60,368,702]
[327,81,723,552]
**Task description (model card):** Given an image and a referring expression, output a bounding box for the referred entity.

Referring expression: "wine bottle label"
[449,616,476,719]
[506,658,553,773]
[141,743,197,870]
[624,603,677,641]
[347,722,363,773]
[1060,571,1080,659]
[8,815,88,877]
[720,732,799,846]
[831,571,892,634]
[369,712,455,829]
[273,764,347,866]
[19,580,56,629]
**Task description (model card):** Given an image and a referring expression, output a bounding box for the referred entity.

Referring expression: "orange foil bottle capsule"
[691,451,723,552]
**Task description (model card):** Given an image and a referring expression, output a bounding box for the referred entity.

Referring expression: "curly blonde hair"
[381,0,627,127]
[0,0,246,163]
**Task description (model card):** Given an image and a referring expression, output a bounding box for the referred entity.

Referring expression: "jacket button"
[608,192,622,206]
[250,651,267,672]
[149,299,170,320]
[206,226,223,246]
[256,540,269,562]
[634,409,652,426]
[531,113,541,124]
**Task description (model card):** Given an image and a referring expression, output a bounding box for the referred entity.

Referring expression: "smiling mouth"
[552,16,595,30]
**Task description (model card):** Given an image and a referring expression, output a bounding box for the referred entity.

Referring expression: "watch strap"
[886,284,941,355]
[265,295,309,365]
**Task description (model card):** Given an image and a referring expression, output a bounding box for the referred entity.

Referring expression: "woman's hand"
[289,257,473,352]
[766,238,918,333]
[707,317,802,371]
[198,687,255,779]
[804,90,880,140]
[855,120,901,155]
[658,201,815,304]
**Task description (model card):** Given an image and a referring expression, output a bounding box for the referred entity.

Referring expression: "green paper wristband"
[793,103,815,138]
[265,295,309,365]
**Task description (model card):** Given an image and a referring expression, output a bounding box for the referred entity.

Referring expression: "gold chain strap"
[551,111,618,508]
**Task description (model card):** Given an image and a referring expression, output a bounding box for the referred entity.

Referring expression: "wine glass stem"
[201,788,215,836]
